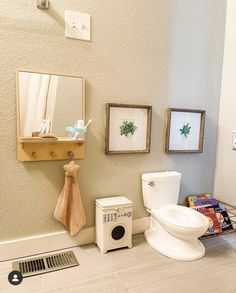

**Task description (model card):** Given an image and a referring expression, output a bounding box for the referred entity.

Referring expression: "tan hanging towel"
[54,161,86,236]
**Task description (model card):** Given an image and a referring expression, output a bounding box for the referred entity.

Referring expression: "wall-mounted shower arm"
[36,0,49,10]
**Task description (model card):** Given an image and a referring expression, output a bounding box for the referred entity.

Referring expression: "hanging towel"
[54,161,86,236]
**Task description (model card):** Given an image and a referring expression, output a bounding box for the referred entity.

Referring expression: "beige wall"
[0,0,226,241]
[214,0,236,206]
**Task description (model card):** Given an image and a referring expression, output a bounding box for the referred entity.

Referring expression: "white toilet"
[142,171,209,261]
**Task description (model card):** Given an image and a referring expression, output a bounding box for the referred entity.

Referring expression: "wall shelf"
[18,137,84,144]
[17,137,85,162]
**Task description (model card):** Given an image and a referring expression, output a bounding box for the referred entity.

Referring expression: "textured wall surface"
[214,0,236,206]
[0,0,226,241]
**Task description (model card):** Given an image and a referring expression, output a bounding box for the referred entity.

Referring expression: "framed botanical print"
[165,108,206,153]
[105,103,152,154]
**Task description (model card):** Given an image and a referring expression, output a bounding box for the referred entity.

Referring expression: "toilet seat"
[151,204,209,229]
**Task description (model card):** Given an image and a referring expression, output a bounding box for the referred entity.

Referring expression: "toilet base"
[145,218,205,261]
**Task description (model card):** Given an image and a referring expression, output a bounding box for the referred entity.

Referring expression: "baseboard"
[0,217,150,262]
[132,216,150,234]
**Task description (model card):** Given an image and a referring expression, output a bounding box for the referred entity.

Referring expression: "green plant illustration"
[120,121,137,137]
[179,123,191,138]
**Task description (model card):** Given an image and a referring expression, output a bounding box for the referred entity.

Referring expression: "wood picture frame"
[165,108,206,154]
[105,103,152,154]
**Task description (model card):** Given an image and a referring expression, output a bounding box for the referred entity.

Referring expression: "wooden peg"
[68,151,74,160]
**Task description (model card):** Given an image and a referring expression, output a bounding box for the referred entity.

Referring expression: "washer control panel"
[103,210,132,223]
[103,213,117,223]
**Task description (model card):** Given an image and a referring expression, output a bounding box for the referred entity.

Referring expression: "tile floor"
[0,233,236,293]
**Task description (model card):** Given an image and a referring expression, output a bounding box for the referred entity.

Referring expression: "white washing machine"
[95,196,133,254]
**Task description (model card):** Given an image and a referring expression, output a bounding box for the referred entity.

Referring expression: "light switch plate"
[232,131,236,150]
[65,10,91,41]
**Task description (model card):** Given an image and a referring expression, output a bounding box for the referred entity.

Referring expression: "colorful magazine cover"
[187,194,212,207]
[192,207,221,235]
[211,204,233,231]
[195,198,218,207]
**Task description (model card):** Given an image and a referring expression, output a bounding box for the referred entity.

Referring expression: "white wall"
[214,0,236,205]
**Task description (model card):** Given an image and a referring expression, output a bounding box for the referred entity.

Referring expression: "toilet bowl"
[155,204,209,240]
[145,205,209,261]
[142,171,209,261]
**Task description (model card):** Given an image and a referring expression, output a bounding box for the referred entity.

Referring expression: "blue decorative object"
[66,119,92,140]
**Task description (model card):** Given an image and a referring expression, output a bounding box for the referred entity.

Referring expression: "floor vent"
[12,251,79,278]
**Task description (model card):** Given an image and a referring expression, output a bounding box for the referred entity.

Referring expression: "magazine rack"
[182,199,236,239]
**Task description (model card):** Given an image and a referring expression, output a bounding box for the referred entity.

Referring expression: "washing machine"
[95,196,133,254]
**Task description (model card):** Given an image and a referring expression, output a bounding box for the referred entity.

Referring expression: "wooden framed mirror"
[16,69,86,161]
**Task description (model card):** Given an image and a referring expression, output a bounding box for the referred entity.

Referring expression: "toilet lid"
[152,204,209,229]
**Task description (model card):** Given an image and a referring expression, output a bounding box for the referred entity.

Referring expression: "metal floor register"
[13,251,79,278]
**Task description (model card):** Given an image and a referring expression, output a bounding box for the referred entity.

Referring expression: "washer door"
[111,225,125,241]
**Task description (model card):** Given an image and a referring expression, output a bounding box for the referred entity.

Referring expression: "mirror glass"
[17,70,84,138]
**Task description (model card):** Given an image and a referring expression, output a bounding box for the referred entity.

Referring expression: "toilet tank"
[142,171,181,209]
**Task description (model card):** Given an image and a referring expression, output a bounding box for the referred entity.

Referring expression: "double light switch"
[65,10,91,41]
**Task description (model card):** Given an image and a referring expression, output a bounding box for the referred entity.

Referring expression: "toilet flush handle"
[148,181,155,187]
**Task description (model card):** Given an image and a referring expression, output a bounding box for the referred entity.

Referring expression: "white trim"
[0,217,150,262]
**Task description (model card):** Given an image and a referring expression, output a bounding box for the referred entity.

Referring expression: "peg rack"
[17,138,85,162]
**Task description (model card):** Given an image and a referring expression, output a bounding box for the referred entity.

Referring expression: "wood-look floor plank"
[0,234,235,293]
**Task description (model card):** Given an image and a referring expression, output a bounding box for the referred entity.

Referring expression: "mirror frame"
[15,69,86,162]
[16,68,86,140]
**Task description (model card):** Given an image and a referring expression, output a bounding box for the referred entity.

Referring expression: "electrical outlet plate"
[65,10,91,41]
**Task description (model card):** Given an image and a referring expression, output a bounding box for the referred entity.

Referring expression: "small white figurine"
[38,119,51,134]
